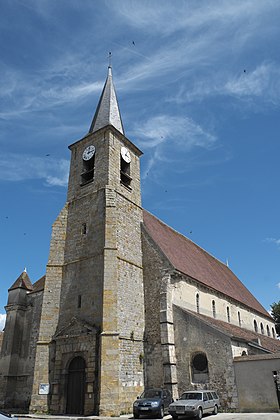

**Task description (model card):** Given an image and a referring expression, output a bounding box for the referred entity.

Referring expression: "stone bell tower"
[30,67,145,416]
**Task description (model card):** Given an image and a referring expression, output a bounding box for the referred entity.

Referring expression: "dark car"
[133,388,173,418]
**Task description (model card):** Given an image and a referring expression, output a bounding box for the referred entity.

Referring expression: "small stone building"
[0,67,279,415]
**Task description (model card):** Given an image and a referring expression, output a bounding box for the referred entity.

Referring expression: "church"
[0,66,279,416]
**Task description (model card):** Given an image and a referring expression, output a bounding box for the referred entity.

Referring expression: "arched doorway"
[66,356,86,414]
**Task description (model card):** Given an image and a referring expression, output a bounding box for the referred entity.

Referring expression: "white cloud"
[277,283,280,289]
[0,314,6,331]
[133,115,216,151]
[133,114,217,180]
[264,238,280,248]
[0,154,69,187]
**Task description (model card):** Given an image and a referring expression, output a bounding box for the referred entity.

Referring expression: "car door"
[202,392,210,413]
[206,392,214,411]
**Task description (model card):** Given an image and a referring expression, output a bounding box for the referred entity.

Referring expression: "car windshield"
[141,390,162,398]
[180,392,202,400]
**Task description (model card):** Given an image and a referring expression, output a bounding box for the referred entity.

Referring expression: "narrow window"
[191,352,209,383]
[238,311,241,327]
[272,327,276,338]
[226,306,230,323]
[212,300,216,318]
[196,293,200,313]
[254,320,258,333]
[267,325,270,337]
[260,322,264,335]
[78,295,82,308]
[81,223,87,235]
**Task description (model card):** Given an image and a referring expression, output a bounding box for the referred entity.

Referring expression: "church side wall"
[172,278,274,339]
[173,305,239,410]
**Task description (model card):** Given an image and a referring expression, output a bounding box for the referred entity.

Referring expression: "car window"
[203,393,208,401]
[211,391,218,399]
[141,390,162,398]
[207,392,213,400]
[180,392,202,400]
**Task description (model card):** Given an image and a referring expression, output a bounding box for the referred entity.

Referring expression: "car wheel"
[157,405,164,418]
[212,405,218,415]
[134,414,139,419]
[196,407,203,419]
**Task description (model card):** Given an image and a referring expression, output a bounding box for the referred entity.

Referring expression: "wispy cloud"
[0,314,6,331]
[277,283,280,290]
[132,114,217,180]
[0,154,69,187]
[264,237,280,249]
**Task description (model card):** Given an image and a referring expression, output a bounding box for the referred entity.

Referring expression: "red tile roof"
[30,275,45,294]
[143,210,270,318]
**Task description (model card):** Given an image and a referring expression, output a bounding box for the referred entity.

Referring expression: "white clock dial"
[121,146,131,163]
[82,145,95,161]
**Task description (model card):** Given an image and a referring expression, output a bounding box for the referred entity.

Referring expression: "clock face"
[121,146,131,163]
[82,145,95,161]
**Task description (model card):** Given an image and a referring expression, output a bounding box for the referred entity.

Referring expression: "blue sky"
[1,0,280,331]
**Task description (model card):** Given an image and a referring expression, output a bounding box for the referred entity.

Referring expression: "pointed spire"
[8,270,33,291]
[89,66,124,135]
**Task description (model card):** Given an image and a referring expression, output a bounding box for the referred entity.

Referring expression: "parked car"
[133,388,173,418]
[168,390,220,419]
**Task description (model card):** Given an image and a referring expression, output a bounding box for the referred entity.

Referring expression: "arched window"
[254,320,258,333]
[196,293,200,313]
[191,352,209,383]
[267,325,270,336]
[260,323,264,335]
[238,311,241,327]
[272,327,276,338]
[226,306,230,323]
[212,300,216,318]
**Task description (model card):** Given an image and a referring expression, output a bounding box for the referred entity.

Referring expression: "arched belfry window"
[212,300,216,318]
[272,327,276,338]
[120,146,132,187]
[191,352,209,383]
[260,322,264,335]
[254,320,258,333]
[196,293,200,313]
[267,325,270,336]
[81,145,95,185]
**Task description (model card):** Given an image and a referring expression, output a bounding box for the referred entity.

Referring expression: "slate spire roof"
[89,66,124,135]
[9,270,33,291]
[143,209,270,318]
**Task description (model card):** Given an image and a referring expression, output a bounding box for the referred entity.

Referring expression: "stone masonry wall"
[173,305,239,410]
[141,227,174,391]
[30,205,68,413]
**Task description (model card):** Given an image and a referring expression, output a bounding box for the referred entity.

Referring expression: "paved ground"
[17,413,280,420]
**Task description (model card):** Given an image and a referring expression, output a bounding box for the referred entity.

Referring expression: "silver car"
[168,390,220,419]
[0,412,18,420]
